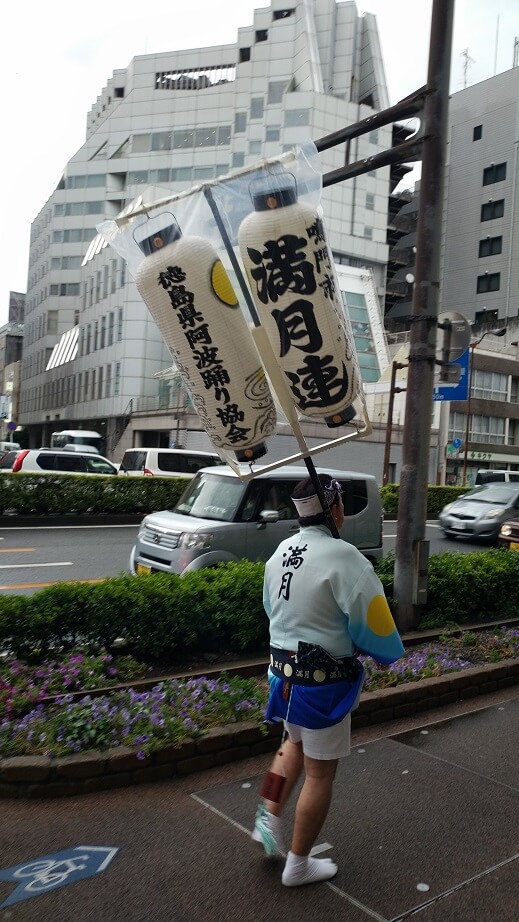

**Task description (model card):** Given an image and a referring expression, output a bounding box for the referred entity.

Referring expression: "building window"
[363,226,373,239]
[473,369,508,401]
[266,127,281,142]
[478,235,502,257]
[114,362,121,396]
[234,112,247,133]
[117,308,123,341]
[369,130,379,144]
[476,272,500,293]
[483,162,507,185]
[481,200,504,221]
[474,308,498,325]
[47,310,58,334]
[255,29,268,41]
[284,109,309,127]
[232,153,245,168]
[249,139,262,155]
[274,9,294,19]
[250,97,264,120]
[366,193,375,210]
[473,125,482,141]
[239,47,251,63]
[108,311,114,346]
[268,81,288,105]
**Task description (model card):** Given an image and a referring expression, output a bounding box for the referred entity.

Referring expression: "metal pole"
[393,0,455,632]
[382,361,406,486]
[461,344,475,486]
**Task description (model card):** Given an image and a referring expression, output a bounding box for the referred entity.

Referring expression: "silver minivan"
[130,465,383,575]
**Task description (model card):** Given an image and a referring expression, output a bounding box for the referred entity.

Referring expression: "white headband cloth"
[292,480,342,517]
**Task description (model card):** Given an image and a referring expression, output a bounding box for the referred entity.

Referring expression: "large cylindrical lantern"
[238,185,362,427]
[134,217,277,460]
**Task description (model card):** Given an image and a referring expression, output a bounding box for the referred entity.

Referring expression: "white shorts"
[285,713,351,760]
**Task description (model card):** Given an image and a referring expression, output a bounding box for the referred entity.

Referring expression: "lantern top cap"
[252,186,297,211]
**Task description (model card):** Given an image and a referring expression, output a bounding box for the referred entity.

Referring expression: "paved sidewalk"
[1,688,518,921]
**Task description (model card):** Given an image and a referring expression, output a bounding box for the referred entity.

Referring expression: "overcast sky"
[1,0,518,325]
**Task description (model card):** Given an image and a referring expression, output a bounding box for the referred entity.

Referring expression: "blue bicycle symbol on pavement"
[0,846,119,907]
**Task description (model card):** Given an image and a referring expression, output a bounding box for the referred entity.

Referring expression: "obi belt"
[265,642,365,730]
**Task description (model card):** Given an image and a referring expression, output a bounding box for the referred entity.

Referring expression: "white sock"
[282,850,338,887]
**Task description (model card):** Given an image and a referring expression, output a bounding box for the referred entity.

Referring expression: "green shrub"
[380,484,469,517]
[1,551,519,665]
[0,473,186,517]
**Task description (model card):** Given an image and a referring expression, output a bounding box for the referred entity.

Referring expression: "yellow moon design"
[211,260,239,307]
[367,595,396,637]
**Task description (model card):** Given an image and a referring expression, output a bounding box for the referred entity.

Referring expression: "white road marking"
[0,561,73,569]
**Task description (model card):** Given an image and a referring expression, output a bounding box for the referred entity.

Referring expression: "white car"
[118,447,224,478]
[2,448,118,476]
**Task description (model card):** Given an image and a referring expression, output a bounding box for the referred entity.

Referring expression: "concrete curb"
[1,658,518,799]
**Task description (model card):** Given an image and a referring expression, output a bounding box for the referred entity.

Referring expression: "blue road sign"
[0,846,119,908]
[452,438,462,449]
[433,348,469,402]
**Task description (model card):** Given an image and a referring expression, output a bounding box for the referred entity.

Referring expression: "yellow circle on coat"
[283,663,293,677]
[367,595,395,636]
[313,669,326,683]
[211,260,239,307]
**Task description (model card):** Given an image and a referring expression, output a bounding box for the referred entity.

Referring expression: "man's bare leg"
[281,756,339,886]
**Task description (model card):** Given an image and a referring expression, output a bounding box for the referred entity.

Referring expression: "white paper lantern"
[238,185,362,427]
[135,217,276,460]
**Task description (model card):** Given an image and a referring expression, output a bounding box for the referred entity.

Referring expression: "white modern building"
[442,67,519,327]
[19,0,401,476]
[438,66,519,482]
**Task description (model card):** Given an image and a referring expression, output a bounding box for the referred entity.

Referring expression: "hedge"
[0,473,186,516]
[1,552,519,665]
[380,483,469,516]
[0,474,467,518]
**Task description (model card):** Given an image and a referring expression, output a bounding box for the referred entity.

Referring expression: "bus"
[50,430,104,454]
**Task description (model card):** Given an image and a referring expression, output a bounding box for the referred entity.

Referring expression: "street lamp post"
[461,328,507,485]
[382,361,407,486]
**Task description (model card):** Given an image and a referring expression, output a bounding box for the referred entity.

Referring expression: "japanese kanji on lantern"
[237,178,362,427]
[133,214,277,461]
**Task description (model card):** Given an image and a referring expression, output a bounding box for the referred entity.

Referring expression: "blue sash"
[265,667,364,729]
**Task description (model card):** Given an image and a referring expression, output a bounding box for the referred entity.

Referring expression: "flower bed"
[0,628,518,761]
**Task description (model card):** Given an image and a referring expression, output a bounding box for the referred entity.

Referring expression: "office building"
[19,0,399,471]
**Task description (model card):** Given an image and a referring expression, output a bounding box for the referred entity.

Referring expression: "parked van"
[130,465,383,576]
[0,440,21,454]
[50,430,104,454]
[475,470,519,485]
[118,447,223,478]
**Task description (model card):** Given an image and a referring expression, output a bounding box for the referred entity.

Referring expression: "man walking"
[252,473,404,886]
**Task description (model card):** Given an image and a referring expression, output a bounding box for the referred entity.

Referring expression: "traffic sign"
[7,421,17,432]
[433,348,469,402]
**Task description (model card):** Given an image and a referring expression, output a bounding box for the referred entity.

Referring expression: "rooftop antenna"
[514,36,519,68]
[494,16,500,74]
[461,48,475,88]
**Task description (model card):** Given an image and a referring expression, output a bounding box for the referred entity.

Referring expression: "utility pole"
[393,0,455,632]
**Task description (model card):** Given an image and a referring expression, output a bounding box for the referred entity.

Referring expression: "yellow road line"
[0,548,36,553]
[0,578,107,590]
